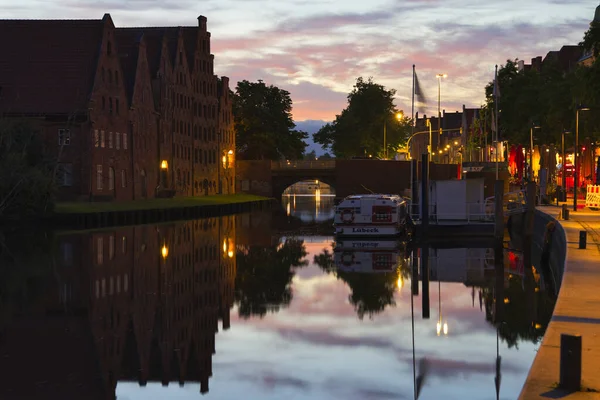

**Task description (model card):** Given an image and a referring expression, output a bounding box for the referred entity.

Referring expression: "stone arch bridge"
[236,160,459,199]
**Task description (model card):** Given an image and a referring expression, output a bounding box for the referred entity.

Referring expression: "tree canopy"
[234,238,308,318]
[313,77,412,159]
[479,57,600,149]
[580,20,600,59]
[0,119,56,219]
[233,80,308,160]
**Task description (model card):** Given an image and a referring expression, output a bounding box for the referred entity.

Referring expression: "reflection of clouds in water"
[211,236,544,400]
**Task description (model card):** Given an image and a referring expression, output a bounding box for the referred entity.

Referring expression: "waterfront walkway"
[519,206,600,399]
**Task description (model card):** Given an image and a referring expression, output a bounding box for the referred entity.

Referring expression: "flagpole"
[412,65,415,138]
[495,65,499,180]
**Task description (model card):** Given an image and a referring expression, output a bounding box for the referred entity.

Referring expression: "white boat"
[334,194,412,237]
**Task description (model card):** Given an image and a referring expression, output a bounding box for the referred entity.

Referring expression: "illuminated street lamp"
[383,111,404,160]
[529,124,541,181]
[574,105,590,211]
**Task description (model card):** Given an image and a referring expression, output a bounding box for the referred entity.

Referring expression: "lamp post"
[386,111,404,160]
[436,74,447,156]
[562,130,570,191]
[574,105,590,211]
[529,124,540,182]
[426,118,433,162]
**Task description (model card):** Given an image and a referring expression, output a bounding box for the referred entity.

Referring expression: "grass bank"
[55,194,270,214]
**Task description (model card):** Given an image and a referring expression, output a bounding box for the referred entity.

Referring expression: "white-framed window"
[58,129,71,146]
[96,165,103,190]
[123,132,128,150]
[108,132,113,149]
[94,129,99,148]
[108,167,115,191]
[116,132,121,149]
[100,130,105,148]
[121,169,126,188]
[97,237,103,265]
[57,163,73,187]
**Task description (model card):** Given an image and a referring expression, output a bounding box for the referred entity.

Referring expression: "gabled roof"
[182,27,199,72]
[0,18,104,115]
[116,27,183,74]
[115,30,142,106]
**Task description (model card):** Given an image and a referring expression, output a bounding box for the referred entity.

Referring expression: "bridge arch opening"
[281,179,336,222]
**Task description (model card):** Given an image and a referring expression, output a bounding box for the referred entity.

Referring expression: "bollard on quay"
[559,333,582,391]
[579,231,587,249]
[562,204,569,220]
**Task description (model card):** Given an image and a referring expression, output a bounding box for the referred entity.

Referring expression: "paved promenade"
[519,206,600,399]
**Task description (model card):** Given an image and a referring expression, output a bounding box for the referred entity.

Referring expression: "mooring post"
[421,243,430,319]
[562,203,569,220]
[525,182,536,237]
[411,158,419,218]
[559,333,582,391]
[494,243,505,324]
[411,246,419,296]
[494,179,504,239]
[579,231,587,249]
[421,153,429,237]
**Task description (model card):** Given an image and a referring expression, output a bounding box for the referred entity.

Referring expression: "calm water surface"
[0,196,555,400]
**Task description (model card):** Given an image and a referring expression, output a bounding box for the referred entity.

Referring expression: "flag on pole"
[414,70,427,113]
[491,109,496,133]
[493,78,501,98]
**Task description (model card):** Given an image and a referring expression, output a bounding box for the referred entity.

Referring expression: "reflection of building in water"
[0,216,236,399]
[418,247,523,286]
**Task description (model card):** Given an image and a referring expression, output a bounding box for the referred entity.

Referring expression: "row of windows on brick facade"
[174,145,218,165]
[102,96,120,115]
[220,128,234,144]
[96,165,127,191]
[94,130,128,150]
[57,129,130,150]
[175,169,217,193]
[173,91,218,119]
[101,67,119,86]
[175,73,216,97]
[171,121,218,142]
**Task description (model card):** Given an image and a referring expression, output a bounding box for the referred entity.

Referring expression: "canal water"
[0,192,555,400]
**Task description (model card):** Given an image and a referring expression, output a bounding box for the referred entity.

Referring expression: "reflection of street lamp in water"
[397,275,404,291]
[436,281,448,336]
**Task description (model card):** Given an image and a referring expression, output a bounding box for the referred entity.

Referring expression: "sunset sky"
[2,0,596,123]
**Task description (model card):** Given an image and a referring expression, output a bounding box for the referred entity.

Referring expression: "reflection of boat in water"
[333,194,412,237]
[334,239,405,273]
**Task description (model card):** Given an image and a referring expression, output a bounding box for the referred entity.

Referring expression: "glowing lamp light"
[228,250,234,258]
[504,297,510,304]
[436,321,449,336]
[228,149,234,155]
[161,244,168,259]
[396,276,404,290]
[160,160,168,169]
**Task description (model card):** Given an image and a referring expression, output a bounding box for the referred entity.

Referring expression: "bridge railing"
[271,160,336,170]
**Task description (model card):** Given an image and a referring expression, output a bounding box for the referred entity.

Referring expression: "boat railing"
[410,201,496,224]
